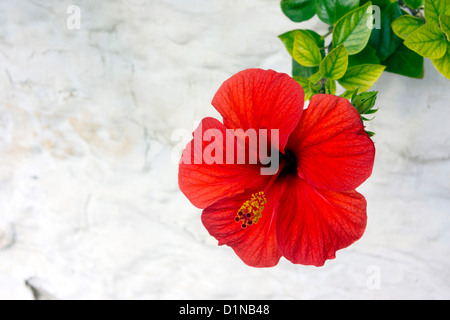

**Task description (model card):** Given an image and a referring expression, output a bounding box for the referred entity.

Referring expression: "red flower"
[178,69,375,267]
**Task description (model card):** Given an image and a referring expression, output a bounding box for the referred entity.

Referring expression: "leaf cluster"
[392,0,450,80]
[279,0,450,136]
[279,0,450,94]
[279,1,385,104]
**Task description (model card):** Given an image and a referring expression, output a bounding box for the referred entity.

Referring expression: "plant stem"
[319,77,327,94]
[321,30,332,40]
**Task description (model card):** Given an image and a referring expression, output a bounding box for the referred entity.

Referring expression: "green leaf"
[432,42,450,80]
[404,22,448,59]
[293,76,314,100]
[319,45,349,80]
[338,64,386,91]
[340,90,358,99]
[281,0,316,22]
[292,59,319,78]
[315,0,360,25]
[348,45,381,66]
[308,71,323,83]
[351,90,379,136]
[333,2,374,55]
[304,30,326,47]
[279,29,325,57]
[382,43,424,79]
[403,0,424,10]
[280,30,325,77]
[425,0,450,24]
[391,15,425,40]
[369,2,404,61]
[293,30,323,67]
[325,79,337,95]
[309,81,322,96]
[304,29,327,60]
[352,91,378,115]
[440,15,450,40]
[278,30,296,56]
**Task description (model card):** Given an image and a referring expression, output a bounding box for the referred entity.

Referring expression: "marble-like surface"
[0,0,449,299]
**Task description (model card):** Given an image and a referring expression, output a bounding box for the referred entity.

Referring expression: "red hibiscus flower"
[178,69,375,267]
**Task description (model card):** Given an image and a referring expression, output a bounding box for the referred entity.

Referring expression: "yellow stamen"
[235,191,267,229]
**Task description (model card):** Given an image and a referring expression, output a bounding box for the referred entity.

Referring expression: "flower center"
[234,151,297,229]
[280,150,297,175]
[235,191,267,229]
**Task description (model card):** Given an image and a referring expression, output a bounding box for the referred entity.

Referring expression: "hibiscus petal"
[178,117,271,209]
[276,176,367,267]
[201,189,282,268]
[287,94,375,192]
[212,69,305,152]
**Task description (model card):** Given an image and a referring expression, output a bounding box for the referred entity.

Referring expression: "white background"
[0,0,449,299]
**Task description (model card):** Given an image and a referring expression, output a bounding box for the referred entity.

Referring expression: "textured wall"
[0,0,449,299]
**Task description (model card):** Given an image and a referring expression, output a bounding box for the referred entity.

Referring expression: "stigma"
[235,191,267,229]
